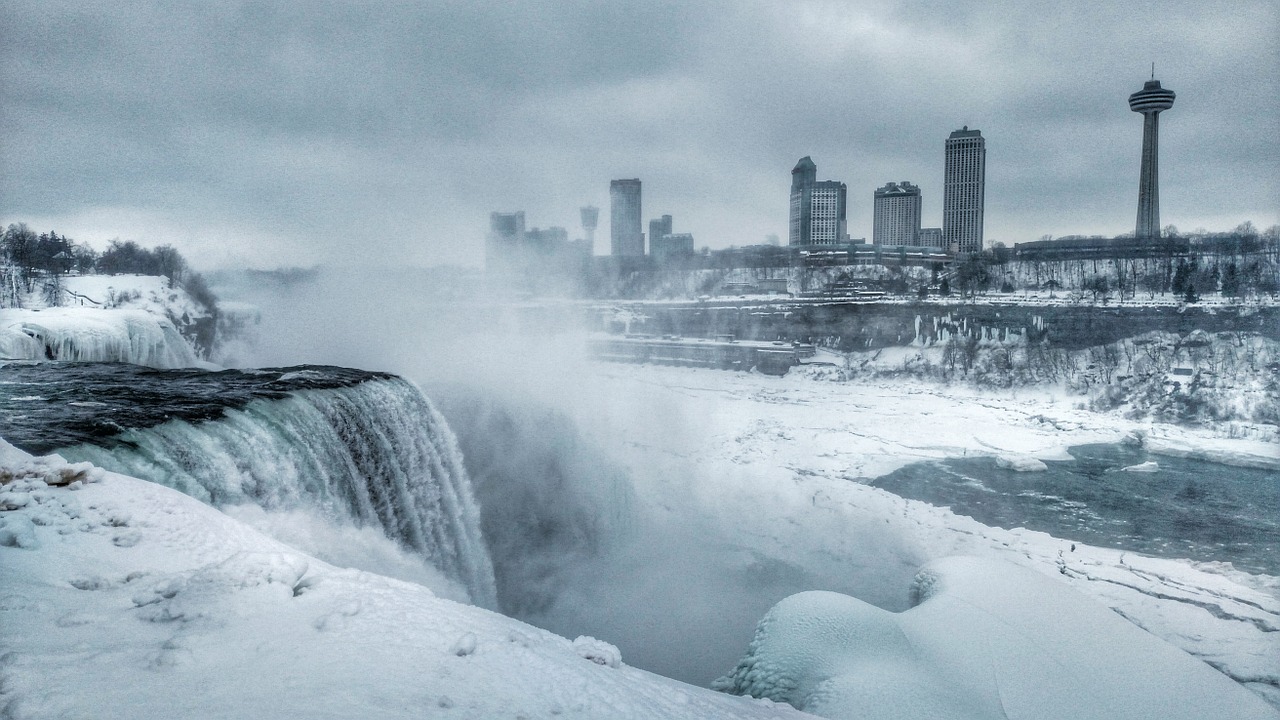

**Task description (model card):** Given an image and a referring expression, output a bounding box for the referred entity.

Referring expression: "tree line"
[1,223,217,312]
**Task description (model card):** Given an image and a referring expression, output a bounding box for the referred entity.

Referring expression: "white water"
[0,308,201,368]
[59,378,498,608]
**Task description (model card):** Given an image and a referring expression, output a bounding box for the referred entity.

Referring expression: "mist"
[210,268,925,685]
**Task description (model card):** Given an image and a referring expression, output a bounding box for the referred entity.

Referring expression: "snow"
[531,362,1280,706]
[715,557,1277,719]
[0,307,203,368]
[0,440,809,720]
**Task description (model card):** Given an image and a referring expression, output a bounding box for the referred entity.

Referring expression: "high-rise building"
[917,227,943,249]
[1129,77,1176,239]
[649,215,672,252]
[610,179,644,256]
[873,181,922,247]
[580,205,599,254]
[942,127,986,253]
[485,211,526,273]
[789,156,847,246]
[651,232,694,264]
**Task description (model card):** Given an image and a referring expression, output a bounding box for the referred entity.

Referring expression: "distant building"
[524,226,569,253]
[872,181,922,247]
[917,227,943,249]
[486,211,526,274]
[943,127,986,253]
[789,156,847,246]
[610,179,644,256]
[580,205,599,255]
[651,232,694,264]
[648,215,672,254]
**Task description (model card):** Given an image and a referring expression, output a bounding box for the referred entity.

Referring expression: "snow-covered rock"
[715,556,1278,720]
[0,307,203,368]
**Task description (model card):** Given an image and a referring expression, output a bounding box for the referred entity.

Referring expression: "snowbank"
[715,557,1277,719]
[995,454,1049,472]
[0,441,805,720]
[0,307,203,368]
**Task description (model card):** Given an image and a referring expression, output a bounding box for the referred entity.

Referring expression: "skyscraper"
[1129,77,1176,239]
[943,127,986,253]
[610,179,643,256]
[873,181,922,247]
[789,156,847,246]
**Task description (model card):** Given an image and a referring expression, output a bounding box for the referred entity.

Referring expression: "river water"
[870,443,1280,576]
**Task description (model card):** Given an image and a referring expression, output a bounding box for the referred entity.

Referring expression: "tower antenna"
[1151,62,1155,80]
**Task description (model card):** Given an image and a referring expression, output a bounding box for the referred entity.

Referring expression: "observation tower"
[1129,75,1176,239]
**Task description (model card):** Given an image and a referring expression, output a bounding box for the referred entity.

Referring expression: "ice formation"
[0,308,201,368]
[715,556,1277,720]
[58,378,498,608]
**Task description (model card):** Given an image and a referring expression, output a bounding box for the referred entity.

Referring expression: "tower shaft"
[1136,111,1161,238]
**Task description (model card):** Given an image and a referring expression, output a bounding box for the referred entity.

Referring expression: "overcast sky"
[2,0,1277,270]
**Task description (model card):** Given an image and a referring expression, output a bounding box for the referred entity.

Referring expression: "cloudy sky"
[2,0,1277,270]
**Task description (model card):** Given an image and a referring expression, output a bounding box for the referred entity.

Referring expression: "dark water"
[871,443,1280,576]
[0,362,392,454]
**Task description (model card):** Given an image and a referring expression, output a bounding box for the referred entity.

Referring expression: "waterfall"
[0,309,200,368]
[59,378,498,608]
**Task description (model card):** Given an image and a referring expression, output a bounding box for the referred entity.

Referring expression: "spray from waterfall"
[59,377,498,608]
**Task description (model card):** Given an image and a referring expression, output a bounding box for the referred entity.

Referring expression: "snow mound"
[0,443,806,720]
[1121,460,1160,473]
[716,556,1277,720]
[995,454,1049,472]
[0,307,202,368]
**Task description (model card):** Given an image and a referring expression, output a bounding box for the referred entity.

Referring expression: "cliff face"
[621,301,1280,352]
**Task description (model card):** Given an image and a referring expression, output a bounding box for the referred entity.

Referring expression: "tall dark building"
[789,156,847,246]
[1129,77,1176,239]
[943,127,986,253]
[610,179,644,256]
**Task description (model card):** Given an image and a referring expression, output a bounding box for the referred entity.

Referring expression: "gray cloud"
[2,0,1276,269]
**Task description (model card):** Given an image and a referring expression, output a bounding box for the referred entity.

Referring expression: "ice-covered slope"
[0,307,202,368]
[0,442,807,720]
[715,557,1277,719]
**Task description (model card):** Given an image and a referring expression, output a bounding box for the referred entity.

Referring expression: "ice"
[716,557,1278,719]
[0,307,202,368]
[1121,460,1161,472]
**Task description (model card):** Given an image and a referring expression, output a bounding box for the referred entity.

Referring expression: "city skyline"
[2,2,1276,269]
